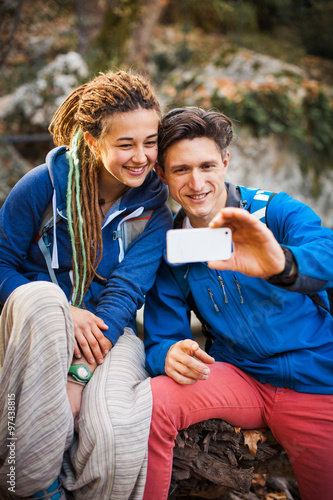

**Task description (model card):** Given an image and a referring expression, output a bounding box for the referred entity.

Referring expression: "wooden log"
[170,419,299,499]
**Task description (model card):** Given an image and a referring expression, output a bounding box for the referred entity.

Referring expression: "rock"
[0,142,31,206]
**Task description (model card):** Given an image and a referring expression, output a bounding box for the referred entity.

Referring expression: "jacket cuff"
[266,247,298,286]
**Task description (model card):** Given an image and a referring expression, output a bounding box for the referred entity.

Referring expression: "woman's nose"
[132,146,146,164]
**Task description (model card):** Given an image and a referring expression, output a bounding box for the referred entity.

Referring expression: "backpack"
[34,201,153,286]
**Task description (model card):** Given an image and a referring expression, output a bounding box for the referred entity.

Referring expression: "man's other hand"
[165,339,215,385]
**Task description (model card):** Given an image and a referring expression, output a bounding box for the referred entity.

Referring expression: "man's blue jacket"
[144,184,333,394]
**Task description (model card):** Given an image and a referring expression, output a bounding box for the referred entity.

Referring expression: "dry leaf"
[265,493,287,500]
[252,473,267,487]
[234,426,241,434]
[243,429,266,456]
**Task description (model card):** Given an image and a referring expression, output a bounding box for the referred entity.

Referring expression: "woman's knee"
[1,281,73,350]
[8,281,68,312]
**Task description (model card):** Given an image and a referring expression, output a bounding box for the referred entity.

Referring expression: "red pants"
[143,362,333,500]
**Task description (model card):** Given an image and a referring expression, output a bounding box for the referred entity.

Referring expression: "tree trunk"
[170,419,299,499]
[125,0,167,71]
[73,0,105,55]
[0,0,24,71]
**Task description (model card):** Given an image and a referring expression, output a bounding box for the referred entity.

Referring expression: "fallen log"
[170,419,299,499]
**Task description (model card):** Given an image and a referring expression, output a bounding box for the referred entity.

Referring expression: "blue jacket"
[0,146,173,346]
[144,183,333,394]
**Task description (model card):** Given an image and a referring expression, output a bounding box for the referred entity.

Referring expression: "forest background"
[1,0,333,228]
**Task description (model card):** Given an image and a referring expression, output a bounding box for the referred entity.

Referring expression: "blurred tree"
[160,0,238,33]
[246,0,292,31]
[125,0,167,70]
[73,0,104,55]
[293,0,333,59]
[0,0,24,71]
[89,0,167,72]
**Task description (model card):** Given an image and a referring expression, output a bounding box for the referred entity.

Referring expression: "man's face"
[157,137,229,227]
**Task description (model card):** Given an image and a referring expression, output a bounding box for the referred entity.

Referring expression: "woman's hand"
[165,339,215,385]
[70,306,112,364]
[208,207,285,278]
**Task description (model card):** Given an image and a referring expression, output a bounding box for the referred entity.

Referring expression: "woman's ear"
[84,131,98,156]
[155,163,167,184]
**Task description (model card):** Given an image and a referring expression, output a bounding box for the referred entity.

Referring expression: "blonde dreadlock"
[48,71,161,307]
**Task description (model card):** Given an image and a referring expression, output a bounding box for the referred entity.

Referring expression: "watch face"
[77,365,90,380]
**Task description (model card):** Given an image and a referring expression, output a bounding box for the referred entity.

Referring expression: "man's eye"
[145,141,157,147]
[118,144,132,149]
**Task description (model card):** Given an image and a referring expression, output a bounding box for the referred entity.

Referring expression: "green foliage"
[211,87,333,178]
[294,1,333,59]
[246,0,293,31]
[161,0,258,34]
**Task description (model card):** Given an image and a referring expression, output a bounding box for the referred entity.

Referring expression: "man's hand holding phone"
[165,340,215,385]
[208,207,285,278]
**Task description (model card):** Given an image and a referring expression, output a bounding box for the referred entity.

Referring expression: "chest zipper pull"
[207,288,219,312]
[234,278,244,304]
[217,275,228,304]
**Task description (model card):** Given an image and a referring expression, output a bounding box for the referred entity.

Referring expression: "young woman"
[0,70,172,500]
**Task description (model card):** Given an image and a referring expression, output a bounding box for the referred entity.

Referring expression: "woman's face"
[87,109,159,192]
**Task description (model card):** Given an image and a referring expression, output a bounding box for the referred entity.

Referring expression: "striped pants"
[0,282,152,500]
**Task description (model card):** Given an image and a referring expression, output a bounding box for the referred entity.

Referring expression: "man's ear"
[223,150,230,171]
[155,163,168,185]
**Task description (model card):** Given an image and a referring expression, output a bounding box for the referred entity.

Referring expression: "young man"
[143,107,333,500]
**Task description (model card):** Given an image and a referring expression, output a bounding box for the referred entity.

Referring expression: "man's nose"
[189,170,204,191]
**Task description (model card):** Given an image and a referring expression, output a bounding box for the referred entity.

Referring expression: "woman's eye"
[145,141,157,147]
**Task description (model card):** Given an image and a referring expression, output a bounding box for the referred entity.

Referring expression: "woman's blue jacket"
[144,184,333,394]
[0,146,173,346]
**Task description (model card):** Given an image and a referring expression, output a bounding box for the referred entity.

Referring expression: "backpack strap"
[113,209,154,256]
[33,202,62,285]
[248,189,276,227]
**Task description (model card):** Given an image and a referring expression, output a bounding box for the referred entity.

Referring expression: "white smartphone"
[166,227,232,264]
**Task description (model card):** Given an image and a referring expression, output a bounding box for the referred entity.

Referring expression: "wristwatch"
[68,364,92,384]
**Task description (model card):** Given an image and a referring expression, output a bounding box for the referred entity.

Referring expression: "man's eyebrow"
[116,133,158,141]
[169,163,188,171]
[169,159,217,170]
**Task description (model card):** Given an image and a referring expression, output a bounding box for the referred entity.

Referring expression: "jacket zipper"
[217,274,228,303]
[207,288,219,312]
[234,277,244,304]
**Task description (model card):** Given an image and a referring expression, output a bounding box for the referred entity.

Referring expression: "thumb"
[94,315,109,330]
